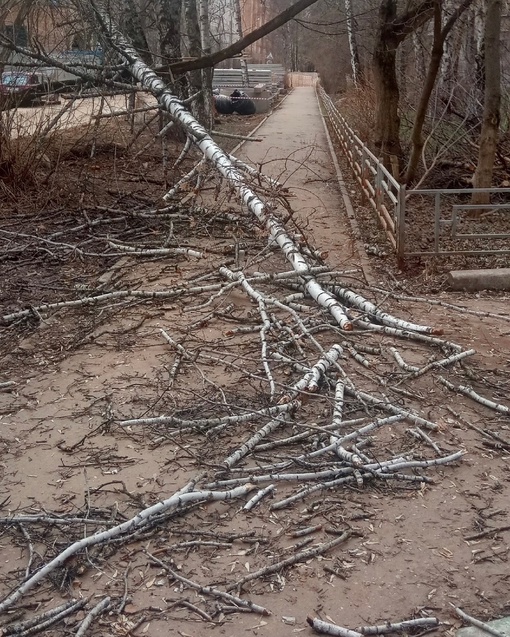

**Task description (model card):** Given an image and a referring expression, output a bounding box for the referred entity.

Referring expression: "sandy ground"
[2,93,143,139]
[0,88,509,637]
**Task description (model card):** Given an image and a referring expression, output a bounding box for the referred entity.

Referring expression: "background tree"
[472,0,502,203]
[404,0,474,184]
[372,0,434,175]
[344,0,362,87]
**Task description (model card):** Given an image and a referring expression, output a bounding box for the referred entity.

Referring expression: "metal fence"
[317,85,510,265]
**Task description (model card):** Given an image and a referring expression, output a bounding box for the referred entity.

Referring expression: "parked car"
[0,49,104,109]
[0,71,47,107]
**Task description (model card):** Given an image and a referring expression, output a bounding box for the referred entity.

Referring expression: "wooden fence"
[288,72,318,88]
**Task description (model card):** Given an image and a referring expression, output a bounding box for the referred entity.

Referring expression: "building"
[240,0,272,63]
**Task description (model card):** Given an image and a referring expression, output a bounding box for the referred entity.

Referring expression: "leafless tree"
[404,0,474,185]
[372,0,434,176]
[472,0,502,203]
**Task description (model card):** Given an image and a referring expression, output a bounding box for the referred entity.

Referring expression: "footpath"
[237,86,372,281]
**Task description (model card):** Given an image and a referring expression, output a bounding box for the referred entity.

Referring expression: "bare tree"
[404,0,474,185]
[168,0,321,74]
[372,0,434,176]
[344,0,362,87]
[472,0,502,204]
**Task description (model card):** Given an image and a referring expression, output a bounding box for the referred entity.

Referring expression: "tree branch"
[167,0,321,74]
[392,0,435,42]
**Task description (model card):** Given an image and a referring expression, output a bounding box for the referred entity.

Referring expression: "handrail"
[317,84,510,264]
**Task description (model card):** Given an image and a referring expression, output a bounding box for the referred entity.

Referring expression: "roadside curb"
[316,93,376,287]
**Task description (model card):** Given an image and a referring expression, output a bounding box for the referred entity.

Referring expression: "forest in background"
[0,0,509,193]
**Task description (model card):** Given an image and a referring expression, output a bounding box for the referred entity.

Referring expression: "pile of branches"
[1,7,509,636]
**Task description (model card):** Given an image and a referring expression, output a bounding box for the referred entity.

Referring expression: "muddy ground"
[0,98,509,637]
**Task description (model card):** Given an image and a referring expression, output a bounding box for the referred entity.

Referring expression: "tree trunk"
[159,0,181,63]
[197,0,213,129]
[182,0,202,117]
[373,0,402,176]
[439,0,461,101]
[0,0,33,67]
[122,0,152,65]
[233,0,249,86]
[405,0,474,185]
[473,0,486,100]
[472,0,501,206]
[372,0,434,178]
[344,0,362,87]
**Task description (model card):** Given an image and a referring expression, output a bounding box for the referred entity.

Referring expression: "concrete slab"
[448,268,510,291]
[457,616,510,637]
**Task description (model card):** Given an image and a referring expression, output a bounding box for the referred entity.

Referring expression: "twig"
[75,597,111,637]
[452,606,509,637]
[146,553,270,615]
[178,599,214,621]
[464,524,510,541]
[226,531,352,591]
[307,616,363,637]
[0,484,255,612]
[357,618,440,634]
[17,524,35,579]
[243,485,276,511]
[1,599,87,636]
[439,377,510,414]
[119,401,295,429]
[212,130,262,142]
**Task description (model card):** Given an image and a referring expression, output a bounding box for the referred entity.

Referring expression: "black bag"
[230,90,256,115]
[214,94,235,114]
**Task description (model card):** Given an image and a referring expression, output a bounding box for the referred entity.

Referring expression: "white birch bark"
[472,0,501,204]
[233,0,250,85]
[0,484,255,612]
[344,0,361,87]
[471,0,486,117]
[198,0,214,127]
[86,4,353,330]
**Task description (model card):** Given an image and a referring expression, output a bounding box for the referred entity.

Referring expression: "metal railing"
[317,85,510,265]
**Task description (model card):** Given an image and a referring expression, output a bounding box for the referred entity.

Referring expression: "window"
[2,25,28,47]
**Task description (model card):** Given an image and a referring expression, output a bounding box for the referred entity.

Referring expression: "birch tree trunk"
[439,0,461,102]
[472,0,501,206]
[159,0,182,64]
[183,0,207,123]
[344,0,362,87]
[473,0,486,108]
[122,0,152,65]
[198,0,214,128]
[233,0,249,86]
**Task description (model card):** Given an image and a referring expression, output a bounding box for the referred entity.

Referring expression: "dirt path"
[0,88,509,637]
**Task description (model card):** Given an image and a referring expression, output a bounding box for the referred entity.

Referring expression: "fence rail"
[317,85,510,265]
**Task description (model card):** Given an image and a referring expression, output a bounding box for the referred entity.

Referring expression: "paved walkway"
[238,86,369,280]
